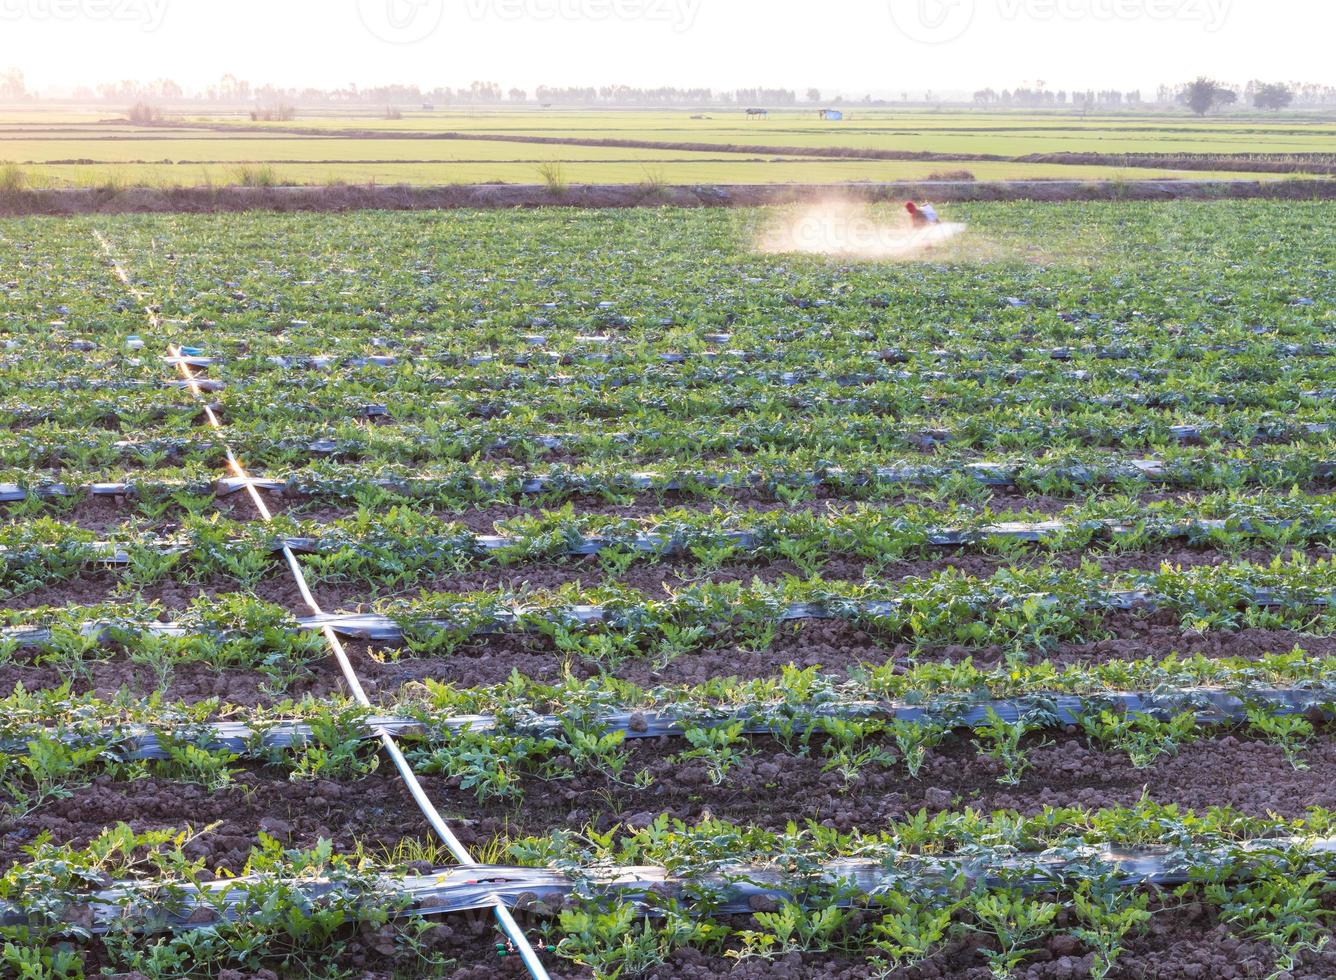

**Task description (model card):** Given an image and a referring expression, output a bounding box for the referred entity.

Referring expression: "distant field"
[24,159,1280,188]
[2,105,1335,188]
[200,107,1336,155]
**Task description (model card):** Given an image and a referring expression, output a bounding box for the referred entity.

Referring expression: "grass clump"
[537,161,569,195]
[229,164,281,188]
[0,161,28,193]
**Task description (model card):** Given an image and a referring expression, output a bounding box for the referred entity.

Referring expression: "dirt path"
[3,178,1336,218]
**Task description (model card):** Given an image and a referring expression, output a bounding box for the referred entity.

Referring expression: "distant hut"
[745,107,769,119]
[818,108,844,121]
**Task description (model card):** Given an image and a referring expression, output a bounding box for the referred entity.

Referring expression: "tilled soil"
[0,658,340,707]
[9,733,1336,876]
[350,613,1335,692]
[4,539,1329,621]
[2,612,1325,708]
[5,179,1336,222]
[1,571,313,613]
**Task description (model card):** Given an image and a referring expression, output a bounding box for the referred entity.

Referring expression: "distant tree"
[153,78,184,99]
[218,73,250,101]
[250,104,295,122]
[467,80,503,103]
[126,102,163,124]
[508,88,527,102]
[734,87,797,105]
[1182,76,1236,115]
[1253,82,1294,110]
[805,88,821,103]
[0,68,25,100]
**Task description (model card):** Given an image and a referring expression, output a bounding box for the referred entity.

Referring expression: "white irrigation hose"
[94,231,552,980]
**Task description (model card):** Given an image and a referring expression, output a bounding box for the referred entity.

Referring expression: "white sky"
[5,0,1333,97]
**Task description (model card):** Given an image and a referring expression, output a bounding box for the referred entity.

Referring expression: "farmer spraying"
[905,201,940,229]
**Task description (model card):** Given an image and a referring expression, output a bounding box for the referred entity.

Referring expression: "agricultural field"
[3,105,1336,188]
[0,199,1335,978]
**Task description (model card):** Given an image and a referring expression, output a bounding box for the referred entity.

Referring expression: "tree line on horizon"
[1,69,1333,112]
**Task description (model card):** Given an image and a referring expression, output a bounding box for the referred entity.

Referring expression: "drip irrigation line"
[5,583,1333,652]
[5,450,1336,509]
[98,340,1336,372]
[10,836,1336,935]
[21,419,1334,461]
[21,684,1336,762]
[3,512,1333,572]
[93,232,551,980]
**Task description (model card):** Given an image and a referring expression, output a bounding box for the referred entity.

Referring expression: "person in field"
[905,201,940,228]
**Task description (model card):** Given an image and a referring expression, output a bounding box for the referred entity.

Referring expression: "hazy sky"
[5,0,1333,96]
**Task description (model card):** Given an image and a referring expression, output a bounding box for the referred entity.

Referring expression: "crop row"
[12,834,1336,932]
[5,680,1331,776]
[5,554,1333,656]
[6,384,1336,438]
[7,642,1334,732]
[18,360,1336,409]
[6,411,1335,469]
[11,802,1336,978]
[3,495,1335,597]
[5,445,1336,514]
[9,333,1336,363]
[71,340,1336,375]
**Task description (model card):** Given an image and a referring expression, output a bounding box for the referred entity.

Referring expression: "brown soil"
[3,608,1316,708]
[3,180,1335,219]
[0,658,340,707]
[2,570,314,613]
[9,732,1336,878]
[353,613,1335,693]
